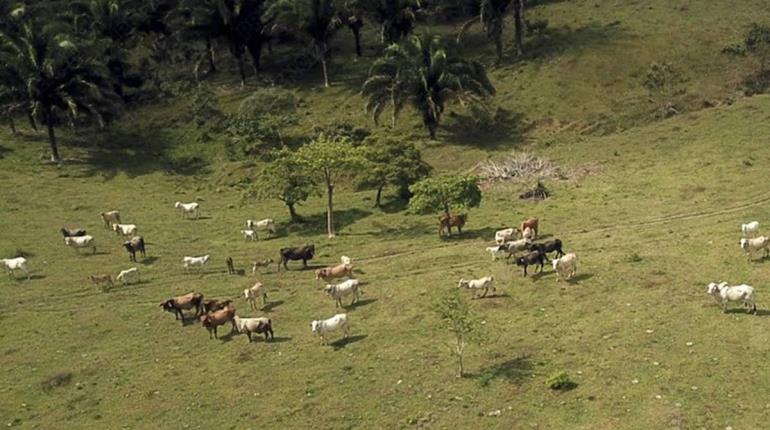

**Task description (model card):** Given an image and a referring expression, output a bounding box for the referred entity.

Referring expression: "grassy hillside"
[4,1,770,429]
[3,91,770,429]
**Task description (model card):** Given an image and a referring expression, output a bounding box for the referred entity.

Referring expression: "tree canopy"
[408,174,482,216]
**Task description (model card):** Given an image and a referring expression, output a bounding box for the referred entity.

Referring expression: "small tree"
[744,23,770,74]
[225,88,299,159]
[246,150,317,222]
[433,288,480,378]
[408,175,482,218]
[294,134,368,238]
[359,138,431,207]
[642,62,686,118]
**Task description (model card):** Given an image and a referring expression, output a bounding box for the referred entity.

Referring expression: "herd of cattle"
[1,207,767,347]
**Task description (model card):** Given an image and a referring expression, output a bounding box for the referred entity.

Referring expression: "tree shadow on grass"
[442,109,531,150]
[331,334,367,350]
[508,21,628,66]
[280,208,372,236]
[0,144,13,159]
[475,354,533,387]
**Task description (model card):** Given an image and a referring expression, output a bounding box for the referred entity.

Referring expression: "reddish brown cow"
[315,263,353,281]
[520,218,539,238]
[438,213,467,238]
[199,304,236,339]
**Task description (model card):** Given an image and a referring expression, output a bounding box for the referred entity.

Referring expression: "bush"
[545,371,576,390]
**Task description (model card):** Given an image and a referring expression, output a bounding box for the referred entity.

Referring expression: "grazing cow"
[495,228,519,245]
[530,239,565,259]
[112,223,138,238]
[226,256,236,275]
[60,227,87,237]
[521,226,535,240]
[515,250,545,276]
[245,219,275,239]
[64,235,96,254]
[175,202,200,219]
[742,221,760,237]
[278,245,315,270]
[116,267,140,285]
[2,257,29,280]
[123,236,146,262]
[89,274,113,290]
[501,238,532,258]
[739,236,770,260]
[551,253,577,280]
[486,245,507,261]
[458,276,495,298]
[520,218,539,238]
[240,229,257,241]
[183,255,210,271]
[200,304,236,339]
[707,282,757,314]
[202,299,232,314]
[243,282,268,310]
[251,258,273,275]
[311,313,350,345]
[324,279,361,308]
[315,263,353,282]
[100,210,121,228]
[160,292,204,323]
[438,213,467,238]
[233,316,274,342]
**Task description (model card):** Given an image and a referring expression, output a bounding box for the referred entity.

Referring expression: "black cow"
[61,227,87,237]
[278,244,315,270]
[529,239,564,259]
[516,250,545,276]
[123,236,146,262]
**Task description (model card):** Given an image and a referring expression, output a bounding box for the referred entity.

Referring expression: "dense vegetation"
[4,0,770,428]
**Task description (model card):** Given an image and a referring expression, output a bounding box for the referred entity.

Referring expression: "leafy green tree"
[246,149,316,222]
[642,62,686,118]
[408,174,481,218]
[293,134,368,238]
[359,138,431,207]
[225,87,299,159]
[458,0,511,62]
[267,0,340,87]
[362,34,495,138]
[744,23,770,74]
[433,288,480,378]
[0,5,121,162]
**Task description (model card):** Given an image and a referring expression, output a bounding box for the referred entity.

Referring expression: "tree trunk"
[494,35,503,62]
[319,42,330,88]
[45,108,61,162]
[352,25,362,57]
[9,117,17,135]
[326,181,335,238]
[27,111,38,131]
[513,0,524,56]
[237,54,247,87]
[428,121,437,139]
[206,37,216,73]
[455,337,465,378]
[287,201,301,223]
[375,184,384,208]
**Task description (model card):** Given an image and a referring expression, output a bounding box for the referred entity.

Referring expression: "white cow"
[494,228,518,245]
[324,279,361,308]
[311,313,350,345]
[64,235,96,254]
[241,229,257,241]
[552,253,577,280]
[1,257,29,280]
[245,218,275,239]
[243,282,268,310]
[112,223,138,237]
[175,202,200,219]
[183,255,210,271]
[739,236,770,260]
[707,282,757,314]
[116,267,140,285]
[486,245,506,261]
[742,221,760,237]
[100,210,121,228]
[458,276,495,298]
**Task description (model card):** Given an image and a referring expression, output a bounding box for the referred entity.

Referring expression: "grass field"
[5,1,770,429]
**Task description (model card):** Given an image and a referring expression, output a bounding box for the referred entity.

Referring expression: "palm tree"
[354,0,421,45]
[362,34,495,139]
[0,6,121,162]
[267,0,340,88]
[458,0,511,62]
[336,0,364,57]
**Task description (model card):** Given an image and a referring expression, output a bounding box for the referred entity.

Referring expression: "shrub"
[545,371,576,390]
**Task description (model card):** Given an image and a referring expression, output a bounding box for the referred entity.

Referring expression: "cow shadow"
[140,256,159,265]
[346,298,377,309]
[267,336,292,343]
[529,269,553,280]
[725,308,769,316]
[331,334,367,350]
[261,300,285,312]
[567,273,593,284]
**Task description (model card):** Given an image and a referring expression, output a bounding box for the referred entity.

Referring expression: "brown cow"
[200,304,236,339]
[160,292,204,324]
[438,213,467,238]
[315,263,353,282]
[89,274,113,291]
[520,218,539,239]
[202,299,232,314]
